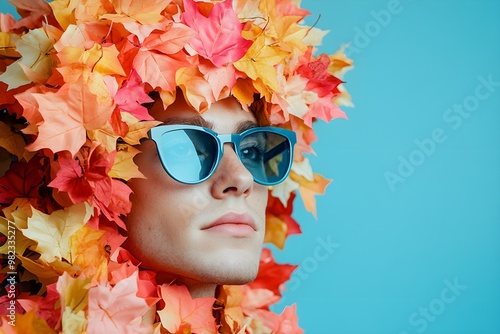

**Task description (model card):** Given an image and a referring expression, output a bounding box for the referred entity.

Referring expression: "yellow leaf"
[49,0,79,30]
[57,272,91,314]
[17,255,77,290]
[0,31,19,58]
[21,203,93,263]
[8,309,56,334]
[122,113,161,145]
[87,122,121,153]
[109,144,145,180]
[101,0,171,25]
[0,214,35,256]
[233,35,288,92]
[264,216,287,249]
[0,29,55,90]
[290,172,331,218]
[70,225,107,278]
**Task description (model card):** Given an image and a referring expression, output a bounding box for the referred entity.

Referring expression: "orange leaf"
[158,284,218,334]
[290,171,331,218]
[27,79,114,156]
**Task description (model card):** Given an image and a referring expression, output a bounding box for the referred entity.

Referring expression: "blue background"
[1,1,499,333]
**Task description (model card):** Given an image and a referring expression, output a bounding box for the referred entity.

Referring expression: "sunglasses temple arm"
[263,141,288,163]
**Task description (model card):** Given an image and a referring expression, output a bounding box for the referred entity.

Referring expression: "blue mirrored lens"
[158,129,217,183]
[239,131,291,184]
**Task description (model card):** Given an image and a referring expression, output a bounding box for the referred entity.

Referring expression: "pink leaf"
[182,0,252,67]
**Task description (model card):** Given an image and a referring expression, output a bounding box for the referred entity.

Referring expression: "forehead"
[150,96,258,133]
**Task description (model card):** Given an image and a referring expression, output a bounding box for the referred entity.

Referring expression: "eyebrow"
[162,117,258,134]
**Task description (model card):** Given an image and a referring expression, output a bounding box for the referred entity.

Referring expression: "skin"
[124,96,268,298]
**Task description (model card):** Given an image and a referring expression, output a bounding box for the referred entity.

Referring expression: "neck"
[155,272,217,298]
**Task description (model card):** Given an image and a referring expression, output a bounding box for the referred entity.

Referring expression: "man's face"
[124,97,268,296]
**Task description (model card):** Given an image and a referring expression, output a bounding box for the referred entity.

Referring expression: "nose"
[210,143,254,199]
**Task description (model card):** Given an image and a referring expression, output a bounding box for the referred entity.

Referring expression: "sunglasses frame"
[149,124,296,186]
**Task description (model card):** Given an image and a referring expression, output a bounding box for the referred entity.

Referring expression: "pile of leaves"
[0,0,352,332]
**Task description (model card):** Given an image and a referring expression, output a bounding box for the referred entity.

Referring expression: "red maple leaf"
[249,248,297,296]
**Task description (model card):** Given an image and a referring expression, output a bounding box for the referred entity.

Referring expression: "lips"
[201,212,257,237]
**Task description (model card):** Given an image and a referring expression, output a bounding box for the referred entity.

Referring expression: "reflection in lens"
[159,129,216,183]
[241,131,290,184]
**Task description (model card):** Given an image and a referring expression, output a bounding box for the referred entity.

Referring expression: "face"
[124,97,268,293]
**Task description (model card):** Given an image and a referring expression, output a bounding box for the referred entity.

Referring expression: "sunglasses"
[149,125,296,185]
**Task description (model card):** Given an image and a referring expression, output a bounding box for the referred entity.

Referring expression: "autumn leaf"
[17,255,78,290]
[133,49,193,93]
[176,65,214,112]
[102,0,171,24]
[0,214,35,256]
[0,28,55,90]
[0,156,46,207]
[121,114,161,145]
[290,171,331,218]
[4,309,56,334]
[10,0,53,30]
[56,272,91,334]
[21,202,93,263]
[265,191,301,249]
[233,35,288,92]
[112,69,154,121]
[273,304,303,334]
[158,284,218,334]
[182,0,252,67]
[109,144,145,181]
[87,271,151,334]
[70,224,108,278]
[27,79,114,156]
[216,285,245,333]
[248,248,296,296]
[16,283,61,329]
[49,151,93,204]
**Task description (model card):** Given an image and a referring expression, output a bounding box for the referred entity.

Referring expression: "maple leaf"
[109,144,145,181]
[133,49,193,93]
[112,69,154,121]
[248,248,296,296]
[290,171,331,218]
[265,191,301,249]
[303,94,347,127]
[0,28,55,90]
[199,59,237,101]
[182,0,252,67]
[18,255,78,291]
[0,215,35,256]
[274,304,303,334]
[297,52,343,98]
[56,272,91,334]
[87,271,151,334]
[158,284,218,334]
[176,65,214,112]
[49,151,93,204]
[70,224,108,278]
[0,156,45,207]
[102,0,171,25]
[16,283,61,329]
[21,202,93,262]
[27,79,114,156]
[216,285,245,333]
[233,35,288,92]
[4,309,56,334]
[142,22,196,55]
[10,0,53,30]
